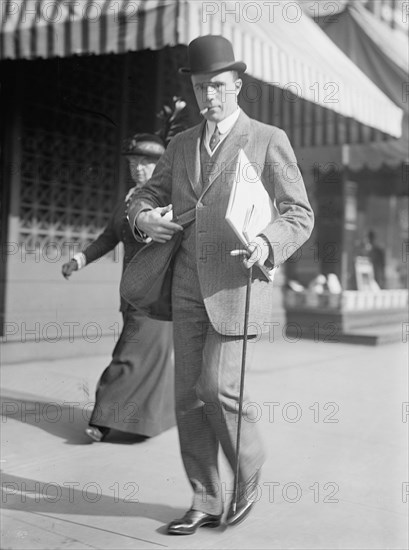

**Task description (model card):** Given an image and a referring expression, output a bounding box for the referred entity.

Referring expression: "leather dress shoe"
[226,469,261,526]
[167,509,222,535]
[85,426,110,442]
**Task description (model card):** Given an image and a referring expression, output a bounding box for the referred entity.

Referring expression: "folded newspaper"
[225,149,278,283]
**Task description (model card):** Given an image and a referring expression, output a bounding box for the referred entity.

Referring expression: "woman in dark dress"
[62,134,175,442]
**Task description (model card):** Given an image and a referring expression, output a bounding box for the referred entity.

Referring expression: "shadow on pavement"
[1,394,152,445]
[1,472,186,524]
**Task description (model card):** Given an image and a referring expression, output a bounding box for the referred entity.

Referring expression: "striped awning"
[0,0,180,57]
[315,2,409,168]
[0,0,403,138]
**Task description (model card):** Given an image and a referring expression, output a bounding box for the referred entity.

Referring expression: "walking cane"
[230,249,253,514]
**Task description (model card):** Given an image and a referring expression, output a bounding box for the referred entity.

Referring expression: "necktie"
[209,126,221,152]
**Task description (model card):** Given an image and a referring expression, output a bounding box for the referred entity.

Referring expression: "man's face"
[127,155,157,186]
[191,70,242,122]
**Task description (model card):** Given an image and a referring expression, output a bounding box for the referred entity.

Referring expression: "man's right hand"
[137,205,183,243]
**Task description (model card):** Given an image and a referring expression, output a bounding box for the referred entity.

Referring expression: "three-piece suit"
[126,110,314,514]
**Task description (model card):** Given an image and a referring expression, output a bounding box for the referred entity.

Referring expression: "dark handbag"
[120,208,196,321]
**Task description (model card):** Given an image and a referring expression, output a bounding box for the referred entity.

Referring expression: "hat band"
[180,60,247,75]
[124,141,165,157]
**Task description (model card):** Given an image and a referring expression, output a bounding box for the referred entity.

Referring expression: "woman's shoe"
[85,426,110,442]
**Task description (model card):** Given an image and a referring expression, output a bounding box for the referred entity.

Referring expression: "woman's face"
[127,155,157,186]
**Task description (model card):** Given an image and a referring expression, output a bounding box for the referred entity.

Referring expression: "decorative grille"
[18,55,123,258]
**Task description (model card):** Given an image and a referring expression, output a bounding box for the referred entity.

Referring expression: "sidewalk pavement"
[1,333,408,550]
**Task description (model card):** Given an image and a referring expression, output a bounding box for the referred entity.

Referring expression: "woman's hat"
[179,35,247,75]
[122,133,165,158]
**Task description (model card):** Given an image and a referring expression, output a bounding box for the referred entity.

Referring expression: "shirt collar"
[207,107,241,136]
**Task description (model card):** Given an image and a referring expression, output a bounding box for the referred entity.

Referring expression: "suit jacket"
[127,110,314,335]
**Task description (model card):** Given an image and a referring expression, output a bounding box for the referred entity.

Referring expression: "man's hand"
[137,204,183,243]
[62,259,78,279]
[243,236,270,269]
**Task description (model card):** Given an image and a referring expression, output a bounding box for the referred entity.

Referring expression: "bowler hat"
[179,35,246,75]
[122,133,165,158]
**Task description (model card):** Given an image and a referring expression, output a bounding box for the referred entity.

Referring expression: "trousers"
[171,224,265,514]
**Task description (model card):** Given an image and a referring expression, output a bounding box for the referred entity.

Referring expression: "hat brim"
[179,60,247,75]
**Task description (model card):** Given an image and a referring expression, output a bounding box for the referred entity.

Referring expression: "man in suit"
[127,35,314,534]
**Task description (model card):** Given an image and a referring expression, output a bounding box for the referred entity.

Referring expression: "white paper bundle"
[225,150,278,282]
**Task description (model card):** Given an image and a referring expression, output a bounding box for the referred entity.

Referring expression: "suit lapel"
[201,111,250,196]
[184,122,205,198]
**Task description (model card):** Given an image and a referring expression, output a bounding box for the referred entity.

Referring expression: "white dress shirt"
[204,108,241,156]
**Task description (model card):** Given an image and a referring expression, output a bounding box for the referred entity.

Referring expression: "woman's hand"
[62,259,78,279]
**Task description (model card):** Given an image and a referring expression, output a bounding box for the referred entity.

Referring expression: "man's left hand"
[243,236,270,269]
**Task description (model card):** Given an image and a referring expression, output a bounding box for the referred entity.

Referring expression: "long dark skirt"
[89,309,175,436]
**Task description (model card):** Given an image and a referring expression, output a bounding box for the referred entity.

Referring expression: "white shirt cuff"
[129,208,153,243]
[73,252,87,270]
